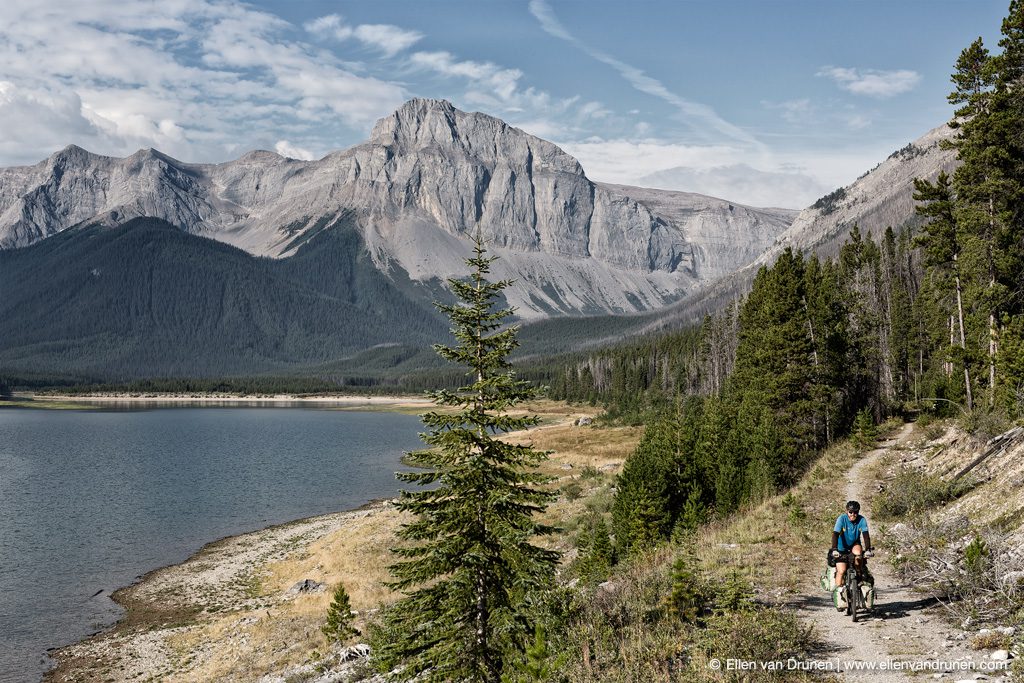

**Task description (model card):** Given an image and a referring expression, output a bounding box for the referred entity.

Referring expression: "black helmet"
[846,500,861,513]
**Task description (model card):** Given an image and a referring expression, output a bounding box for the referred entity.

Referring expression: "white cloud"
[579,101,611,119]
[274,140,315,160]
[561,138,746,185]
[0,0,410,165]
[0,81,105,161]
[304,14,422,57]
[304,14,348,38]
[558,136,891,209]
[817,66,921,98]
[406,49,588,137]
[636,164,831,209]
[353,25,424,57]
[410,51,524,101]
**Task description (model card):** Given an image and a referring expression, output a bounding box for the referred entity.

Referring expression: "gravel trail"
[796,424,991,682]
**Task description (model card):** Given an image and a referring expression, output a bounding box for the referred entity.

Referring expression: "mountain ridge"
[0,98,795,319]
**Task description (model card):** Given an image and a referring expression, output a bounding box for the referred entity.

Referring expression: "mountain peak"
[50,144,96,164]
[395,97,457,118]
[370,98,461,148]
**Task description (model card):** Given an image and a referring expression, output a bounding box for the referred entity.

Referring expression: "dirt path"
[795,424,986,682]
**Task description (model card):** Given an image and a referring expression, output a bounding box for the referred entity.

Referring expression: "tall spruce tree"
[375,236,559,682]
[948,36,1007,406]
[993,1,1024,410]
[612,417,679,555]
[914,172,975,409]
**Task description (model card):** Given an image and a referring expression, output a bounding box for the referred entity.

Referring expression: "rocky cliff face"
[0,99,795,318]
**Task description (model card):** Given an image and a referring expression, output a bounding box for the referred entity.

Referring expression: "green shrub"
[853,408,877,447]
[693,608,814,678]
[959,409,1011,443]
[562,481,583,501]
[575,517,615,583]
[666,551,710,624]
[714,570,754,613]
[875,468,975,520]
[506,625,568,683]
[885,516,1024,625]
[964,536,990,575]
[781,492,807,526]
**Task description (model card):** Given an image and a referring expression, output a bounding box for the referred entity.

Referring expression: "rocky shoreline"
[44,500,402,682]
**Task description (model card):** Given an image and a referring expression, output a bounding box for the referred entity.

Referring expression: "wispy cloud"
[406,49,584,136]
[528,0,766,155]
[410,51,524,101]
[763,98,815,125]
[817,66,921,98]
[304,14,423,57]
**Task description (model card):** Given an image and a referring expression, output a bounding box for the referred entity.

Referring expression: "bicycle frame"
[841,552,869,622]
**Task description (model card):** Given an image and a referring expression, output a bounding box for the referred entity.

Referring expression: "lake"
[0,405,426,683]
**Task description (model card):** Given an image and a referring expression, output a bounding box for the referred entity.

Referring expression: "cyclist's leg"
[835,558,848,588]
[850,544,863,577]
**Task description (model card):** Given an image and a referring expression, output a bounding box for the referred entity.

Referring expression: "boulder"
[340,643,371,662]
[287,579,324,594]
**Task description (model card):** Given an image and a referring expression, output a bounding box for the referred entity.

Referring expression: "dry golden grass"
[693,433,884,598]
[143,403,641,682]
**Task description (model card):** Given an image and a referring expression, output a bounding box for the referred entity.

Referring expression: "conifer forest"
[542,2,1024,549]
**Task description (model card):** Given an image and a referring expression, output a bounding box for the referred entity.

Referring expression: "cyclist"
[830,500,873,609]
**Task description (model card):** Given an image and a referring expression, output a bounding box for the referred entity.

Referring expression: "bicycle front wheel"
[850,576,859,622]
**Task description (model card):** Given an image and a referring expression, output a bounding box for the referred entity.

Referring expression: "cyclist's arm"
[862,530,872,551]
[831,531,840,550]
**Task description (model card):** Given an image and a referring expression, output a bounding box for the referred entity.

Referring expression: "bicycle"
[834,549,875,622]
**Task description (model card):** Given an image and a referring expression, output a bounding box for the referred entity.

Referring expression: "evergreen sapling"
[323,583,359,644]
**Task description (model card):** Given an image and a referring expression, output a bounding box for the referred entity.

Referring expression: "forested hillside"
[547,3,1024,549]
[0,216,450,382]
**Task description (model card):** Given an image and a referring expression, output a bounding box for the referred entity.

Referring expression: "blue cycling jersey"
[834,513,868,551]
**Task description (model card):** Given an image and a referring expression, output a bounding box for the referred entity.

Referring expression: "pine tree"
[611,417,679,555]
[322,583,359,643]
[667,547,709,623]
[374,236,560,682]
[577,517,614,583]
[506,625,566,682]
[914,172,975,409]
[948,36,1010,407]
[729,249,816,487]
[993,1,1024,411]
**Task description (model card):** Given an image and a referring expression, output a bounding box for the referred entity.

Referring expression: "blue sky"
[0,0,1009,207]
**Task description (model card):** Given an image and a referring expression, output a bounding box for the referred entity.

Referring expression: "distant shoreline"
[27,392,432,407]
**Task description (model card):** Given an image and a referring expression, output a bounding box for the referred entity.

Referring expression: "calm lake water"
[0,405,426,683]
